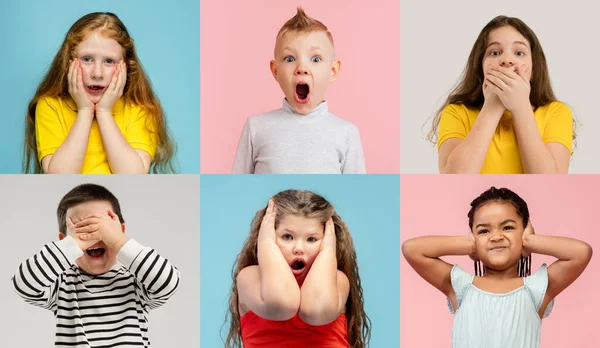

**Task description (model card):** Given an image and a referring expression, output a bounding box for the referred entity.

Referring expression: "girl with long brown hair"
[428,16,574,174]
[23,12,177,174]
[223,190,371,348]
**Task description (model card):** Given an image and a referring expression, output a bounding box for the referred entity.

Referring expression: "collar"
[282,98,328,116]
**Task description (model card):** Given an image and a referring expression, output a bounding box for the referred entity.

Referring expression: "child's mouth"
[86,247,106,258]
[290,259,306,275]
[86,85,106,95]
[294,83,310,104]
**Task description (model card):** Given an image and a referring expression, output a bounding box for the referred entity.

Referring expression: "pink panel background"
[200,1,400,173]
[400,175,600,347]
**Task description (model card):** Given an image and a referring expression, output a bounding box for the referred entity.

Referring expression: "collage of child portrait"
[0,0,598,347]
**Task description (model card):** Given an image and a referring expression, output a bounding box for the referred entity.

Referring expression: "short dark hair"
[57,184,125,234]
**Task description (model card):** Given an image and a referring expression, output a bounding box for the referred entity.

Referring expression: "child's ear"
[58,232,66,240]
[270,60,278,80]
[121,223,126,234]
[330,60,341,82]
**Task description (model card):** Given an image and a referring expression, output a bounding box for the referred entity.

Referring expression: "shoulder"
[324,112,360,131]
[442,103,476,118]
[536,101,572,117]
[237,265,259,284]
[36,95,62,109]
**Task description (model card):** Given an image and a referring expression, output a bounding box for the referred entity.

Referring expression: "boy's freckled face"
[74,31,124,104]
[271,31,339,115]
[64,201,118,275]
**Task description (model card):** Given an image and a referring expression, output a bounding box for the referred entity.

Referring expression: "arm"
[522,233,592,309]
[511,106,569,173]
[96,110,151,174]
[11,236,83,309]
[118,239,180,309]
[341,125,367,174]
[299,219,349,325]
[438,105,503,174]
[237,200,300,320]
[402,235,475,308]
[232,119,255,174]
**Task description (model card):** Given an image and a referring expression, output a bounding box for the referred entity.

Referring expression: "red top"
[241,311,350,348]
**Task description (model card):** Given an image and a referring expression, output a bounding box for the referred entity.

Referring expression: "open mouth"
[290,258,306,275]
[86,85,106,94]
[294,83,310,104]
[86,247,106,258]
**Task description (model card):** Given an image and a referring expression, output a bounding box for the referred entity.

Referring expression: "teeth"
[87,247,101,251]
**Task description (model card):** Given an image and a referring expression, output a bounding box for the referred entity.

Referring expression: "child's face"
[271,31,340,115]
[483,26,533,81]
[74,31,124,104]
[471,201,524,272]
[62,200,121,275]
[275,214,324,284]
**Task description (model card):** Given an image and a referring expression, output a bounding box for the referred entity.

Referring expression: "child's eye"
[307,237,317,242]
[105,59,115,64]
[81,57,92,63]
[515,51,525,57]
[284,56,295,63]
[311,57,322,63]
[503,226,514,230]
[282,234,293,241]
[489,50,500,56]
[478,229,489,235]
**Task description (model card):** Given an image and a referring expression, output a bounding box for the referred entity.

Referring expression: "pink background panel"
[200,1,400,173]
[400,175,600,347]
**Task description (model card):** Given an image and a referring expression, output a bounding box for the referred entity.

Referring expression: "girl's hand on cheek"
[68,60,95,113]
[96,61,127,114]
[320,218,336,252]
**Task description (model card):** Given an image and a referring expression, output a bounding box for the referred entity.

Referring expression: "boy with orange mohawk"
[232,7,366,174]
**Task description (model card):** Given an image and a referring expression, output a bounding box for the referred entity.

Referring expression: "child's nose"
[294,65,309,75]
[499,56,515,67]
[293,243,305,254]
[91,64,103,80]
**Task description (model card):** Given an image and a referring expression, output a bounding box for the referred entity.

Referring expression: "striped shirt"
[12,236,180,347]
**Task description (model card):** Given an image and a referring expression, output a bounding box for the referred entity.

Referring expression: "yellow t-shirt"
[437,102,573,174]
[35,96,157,174]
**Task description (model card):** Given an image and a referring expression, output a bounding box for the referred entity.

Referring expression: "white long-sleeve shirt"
[11,236,180,347]
[232,100,367,174]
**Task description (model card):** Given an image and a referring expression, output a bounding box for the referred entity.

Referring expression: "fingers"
[74,223,100,234]
[484,74,505,91]
[75,217,101,228]
[66,216,75,231]
[75,231,101,241]
[262,199,276,226]
[107,210,120,222]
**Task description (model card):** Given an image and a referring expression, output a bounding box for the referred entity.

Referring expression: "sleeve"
[35,97,67,163]
[232,119,255,174]
[341,124,367,174]
[524,263,554,318]
[541,102,573,154]
[118,239,180,311]
[446,264,474,313]
[124,106,158,159]
[11,236,83,310]
[437,104,469,149]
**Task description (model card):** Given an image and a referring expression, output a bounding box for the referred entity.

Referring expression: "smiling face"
[483,25,533,81]
[270,30,339,115]
[61,200,122,275]
[275,214,324,284]
[472,201,524,272]
[74,31,124,104]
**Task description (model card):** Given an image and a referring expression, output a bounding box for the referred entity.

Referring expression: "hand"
[484,65,531,113]
[67,60,94,112]
[74,211,127,251]
[257,199,277,245]
[468,233,480,261]
[95,61,127,114]
[320,218,337,252]
[482,78,506,116]
[67,216,101,251]
[522,221,535,257]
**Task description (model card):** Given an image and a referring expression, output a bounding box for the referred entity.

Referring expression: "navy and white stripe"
[12,237,180,347]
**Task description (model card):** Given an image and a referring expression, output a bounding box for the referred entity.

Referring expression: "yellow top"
[437,101,573,174]
[35,96,157,174]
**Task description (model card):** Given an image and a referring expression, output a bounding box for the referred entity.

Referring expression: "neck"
[482,263,519,279]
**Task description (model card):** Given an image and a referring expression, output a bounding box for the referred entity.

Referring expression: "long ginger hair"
[23,12,177,173]
[223,190,371,348]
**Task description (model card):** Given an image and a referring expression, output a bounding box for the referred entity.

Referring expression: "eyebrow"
[280,228,320,236]
[475,219,517,229]
[487,41,530,49]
